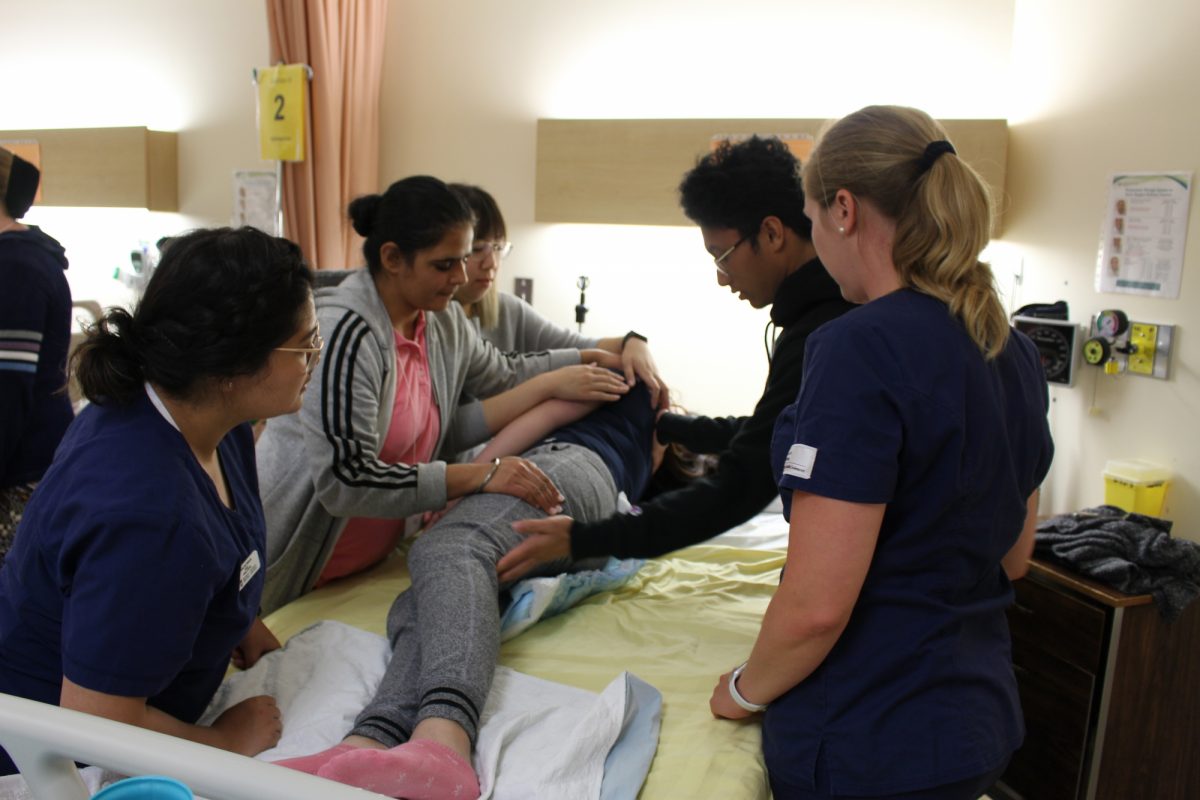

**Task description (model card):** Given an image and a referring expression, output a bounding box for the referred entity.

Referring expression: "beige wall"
[3,0,1197,536]
[1005,0,1200,534]
[0,0,270,308]
[379,0,1014,423]
[380,0,1199,536]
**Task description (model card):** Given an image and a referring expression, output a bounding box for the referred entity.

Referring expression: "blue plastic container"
[92,775,194,799]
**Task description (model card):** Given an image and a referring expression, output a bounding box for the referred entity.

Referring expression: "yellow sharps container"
[1103,459,1172,517]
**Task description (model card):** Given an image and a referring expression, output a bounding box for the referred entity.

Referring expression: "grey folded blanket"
[1035,505,1200,621]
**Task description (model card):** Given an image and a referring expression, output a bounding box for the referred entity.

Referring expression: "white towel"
[230,621,661,799]
[2,621,660,800]
[217,621,661,799]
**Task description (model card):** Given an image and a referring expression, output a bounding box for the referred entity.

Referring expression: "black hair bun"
[348,194,383,237]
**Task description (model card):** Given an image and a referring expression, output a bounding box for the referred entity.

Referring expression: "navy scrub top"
[767,289,1053,795]
[0,391,265,775]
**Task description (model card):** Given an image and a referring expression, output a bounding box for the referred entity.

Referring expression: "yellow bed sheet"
[264,542,784,799]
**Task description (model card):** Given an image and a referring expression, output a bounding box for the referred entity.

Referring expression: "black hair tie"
[917,140,956,174]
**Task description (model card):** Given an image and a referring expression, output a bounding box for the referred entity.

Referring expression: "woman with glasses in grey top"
[448,183,668,410]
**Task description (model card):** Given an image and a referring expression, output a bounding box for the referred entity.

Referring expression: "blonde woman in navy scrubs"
[709,106,1053,800]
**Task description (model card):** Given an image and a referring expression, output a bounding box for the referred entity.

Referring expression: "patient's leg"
[276,590,423,773]
[319,445,617,793]
[347,588,424,746]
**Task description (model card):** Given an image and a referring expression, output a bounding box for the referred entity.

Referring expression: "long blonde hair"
[804,106,1008,359]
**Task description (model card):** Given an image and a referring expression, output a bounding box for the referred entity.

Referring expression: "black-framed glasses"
[275,333,324,370]
[713,235,749,275]
[469,240,513,261]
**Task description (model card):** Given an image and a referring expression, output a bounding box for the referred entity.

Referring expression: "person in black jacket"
[497,136,854,581]
[0,148,73,565]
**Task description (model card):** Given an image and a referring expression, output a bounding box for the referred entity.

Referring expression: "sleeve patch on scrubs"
[783,443,817,480]
[238,550,262,591]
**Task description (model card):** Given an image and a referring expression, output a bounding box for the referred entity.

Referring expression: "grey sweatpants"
[349,442,617,746]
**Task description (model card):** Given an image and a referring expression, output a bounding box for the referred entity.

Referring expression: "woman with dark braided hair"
[0,227,316,775]
[709,107,1054,799]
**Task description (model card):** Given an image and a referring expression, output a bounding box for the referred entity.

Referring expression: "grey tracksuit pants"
[349,442,616,746]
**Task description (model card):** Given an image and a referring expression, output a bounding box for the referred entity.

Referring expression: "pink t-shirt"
[316,313,441,585]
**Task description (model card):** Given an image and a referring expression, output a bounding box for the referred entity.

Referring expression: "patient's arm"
[60,676,282,757]
[475,398,600,464]
[478,364,628,436]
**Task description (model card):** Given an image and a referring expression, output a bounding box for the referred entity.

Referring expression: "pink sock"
[272,743,358,775]
[318,738,480,800]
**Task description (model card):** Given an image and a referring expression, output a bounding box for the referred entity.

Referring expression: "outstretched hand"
[546,363,630,403]
[497,515,574,583]
[579,348,623,371]
[483,457,565,515]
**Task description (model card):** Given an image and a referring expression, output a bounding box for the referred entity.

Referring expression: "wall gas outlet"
[1085,313,1174,380]
[1127,324,1157,375]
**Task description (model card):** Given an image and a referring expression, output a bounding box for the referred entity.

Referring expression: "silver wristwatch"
[729,662,768,713]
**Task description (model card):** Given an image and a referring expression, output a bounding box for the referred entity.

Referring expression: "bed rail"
[0,693,385,800]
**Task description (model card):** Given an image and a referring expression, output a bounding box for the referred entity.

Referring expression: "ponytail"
[71,308,145,405]
[805,105,1009,358]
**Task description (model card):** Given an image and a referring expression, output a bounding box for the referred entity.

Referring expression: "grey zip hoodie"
[256,269,578,612]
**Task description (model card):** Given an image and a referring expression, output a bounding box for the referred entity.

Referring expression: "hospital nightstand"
[991,558,1200,800]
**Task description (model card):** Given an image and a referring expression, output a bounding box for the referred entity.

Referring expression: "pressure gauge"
[1095,309,1130,338]
[1012,316,1079,386]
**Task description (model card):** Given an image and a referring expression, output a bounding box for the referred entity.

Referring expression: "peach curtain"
[266,0,387,269]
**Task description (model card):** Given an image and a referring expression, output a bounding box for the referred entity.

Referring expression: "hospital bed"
[0,510,787,799]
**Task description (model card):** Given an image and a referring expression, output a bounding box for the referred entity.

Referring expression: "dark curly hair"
[72,227,313,405]
[678,136,812,245]
[348,175,475,274]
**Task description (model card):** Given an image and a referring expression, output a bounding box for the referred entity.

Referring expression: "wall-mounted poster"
[232,170,279,235]
[1096,172,1192,298]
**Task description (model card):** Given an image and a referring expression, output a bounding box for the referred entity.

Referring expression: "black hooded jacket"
[571,257,854,559]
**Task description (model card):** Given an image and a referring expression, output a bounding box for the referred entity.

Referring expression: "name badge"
[238,550,262,591]
[782,443,817,480]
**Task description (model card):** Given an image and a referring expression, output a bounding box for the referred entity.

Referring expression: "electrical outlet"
[514,277,533,304]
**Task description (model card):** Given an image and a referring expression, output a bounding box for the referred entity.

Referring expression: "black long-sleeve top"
[0,227,73,490]
[571,258,854,559]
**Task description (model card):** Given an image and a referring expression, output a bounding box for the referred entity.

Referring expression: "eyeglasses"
[275,333,324,370]
[713,235,749,275]
[469,241,513,261]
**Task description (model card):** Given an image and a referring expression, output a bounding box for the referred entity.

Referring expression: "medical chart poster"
[1096,172,1192,298]
[232,170,279,235]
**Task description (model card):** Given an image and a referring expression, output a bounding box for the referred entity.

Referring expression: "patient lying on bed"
[275,383,666,799]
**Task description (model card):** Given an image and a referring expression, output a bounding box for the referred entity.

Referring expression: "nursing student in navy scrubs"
[0,227,316,775]
[709,106,1054,800]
